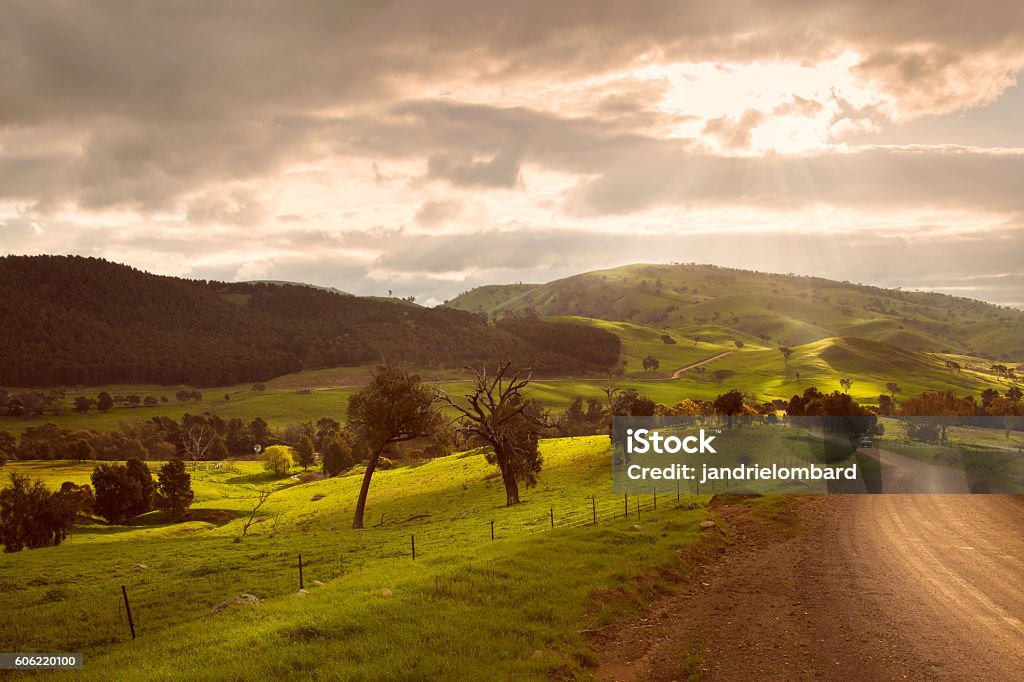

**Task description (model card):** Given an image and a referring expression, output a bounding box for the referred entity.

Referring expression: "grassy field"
[0,437,716,680]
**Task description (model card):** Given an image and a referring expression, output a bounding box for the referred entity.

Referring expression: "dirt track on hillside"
[671,352,733,379]
[591,493,1024,680]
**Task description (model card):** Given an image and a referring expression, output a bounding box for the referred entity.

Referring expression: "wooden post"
[298,553,304,590]
[550,507,554,528]
[654,490,657,510]
[636,495,641,522]
[490,520,494,541]
[121,585,136,640]
[411,534,416,560]
[676,478,680,502]
[592,496,597,525]
[624,493,628,517]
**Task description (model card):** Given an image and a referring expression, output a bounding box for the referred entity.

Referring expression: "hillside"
[445,263,1024,362]
[0,256,619,387]
[0,439,711,679]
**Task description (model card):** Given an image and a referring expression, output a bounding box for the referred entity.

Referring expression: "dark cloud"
[426,149,522,188]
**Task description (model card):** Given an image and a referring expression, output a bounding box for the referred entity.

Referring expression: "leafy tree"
[97,391,114,412]
[125,458,155,517]
[155,459,194,520]
[1008,386,1023,402]
[72,439,95,463]
[734,340,744,349]
[0,431,15,463]
[440,361,548,506]
[91,463,143,524]
[712,369,735,385]
[322,432,355,477]
[249,417,271,447]
[260,445,295,477]
[296,436,316,469]
[642,355,660,372]
[779,347,794,365]
[712,389,746,422]
[885,382,901,398]
[74,396,93,414]
[0,474,89,552]
[839,377,853,393]
[208,434,230,460]
[252,383,267,393]
[347,365,441,528]
[898,391,976,443]
[660,334,676,345]
[980,388,1000,409]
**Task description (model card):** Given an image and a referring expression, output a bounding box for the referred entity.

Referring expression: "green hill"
[445,263,1024,362]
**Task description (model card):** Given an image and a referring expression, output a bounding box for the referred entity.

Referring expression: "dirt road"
[671,352,733,379]
[593,493,1024,680]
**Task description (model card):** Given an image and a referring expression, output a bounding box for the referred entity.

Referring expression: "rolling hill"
[445,263,1024,362]
[0,256,619,387]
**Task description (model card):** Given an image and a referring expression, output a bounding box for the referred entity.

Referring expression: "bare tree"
[180,424,215,461]
[241,488,274,538]
[438,360,548,506]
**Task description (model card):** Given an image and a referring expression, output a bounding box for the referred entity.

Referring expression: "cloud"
[426,149,523,188]
[2,0,1024,308]
[414,199,462,226]
[702,109,766,151]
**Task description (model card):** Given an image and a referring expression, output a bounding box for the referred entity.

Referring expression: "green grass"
[0,437,713,680]
[446,262,1024,360]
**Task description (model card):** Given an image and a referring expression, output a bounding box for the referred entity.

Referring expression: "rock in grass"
[134,563,147,571]
[699,520,717,530]
[296,589,309,597]
[311,493,326,501]
[312,580,324,586]
[629,524,642,531]
[209,594,260,615]
[377,587,393,597]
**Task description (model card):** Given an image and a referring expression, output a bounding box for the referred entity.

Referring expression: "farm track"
[671,351,733,379]
[592,490,1024,680]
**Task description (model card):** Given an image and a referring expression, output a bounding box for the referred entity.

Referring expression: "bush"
[260,445,294,477]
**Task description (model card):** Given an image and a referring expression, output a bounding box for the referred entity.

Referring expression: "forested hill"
[0,256,619,387]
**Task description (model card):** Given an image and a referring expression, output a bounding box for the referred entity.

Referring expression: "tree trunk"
[352,451,381,529]
[500,463,521,506]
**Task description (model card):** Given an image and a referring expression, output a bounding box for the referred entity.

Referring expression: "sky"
[1,1,1023,307]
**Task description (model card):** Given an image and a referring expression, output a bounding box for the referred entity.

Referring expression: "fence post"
[298,553,304,590]
[654,490,657,510]
[636,495,641,522]
[592,496,597,525]
[624,493,628,517]
[411,534,416,560]
[121,585,136,640]
[550,507,554,528]
[676,478,680,502]
[490,520,494,541]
